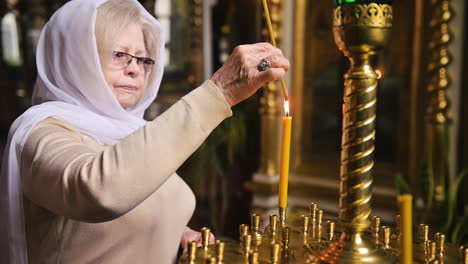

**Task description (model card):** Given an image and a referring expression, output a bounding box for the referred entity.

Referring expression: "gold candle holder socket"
[308,208,316,242]
[435,233,445,255]
[251,214,260,233]
[250,214,262,247]
[188,241,197,264]
[372,216,381,244]
[458,246,464,262]
[301,215,309,233]
[248,251,258,264]
[206,257,217,264]
[201,227,211,251]
[316,210,323,241]
[316,209,323,226]
[269,215,278,234]
[310,203,318,219]
[216,240,224,263]
[271,243,280,264]
[242,234,252,255]
[326,221,335,241]
[282,227,290,248]
[393,215,401,244]
[428,240,436,261]
[381,226,391,249]
[371,216,381,233]
[239,224,249,241]
[462,247,468,264]
[466,248,468,264]
[279,207,286,227]
[420,224,429,242]
[396,215,401,235]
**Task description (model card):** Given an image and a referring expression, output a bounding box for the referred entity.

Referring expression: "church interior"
[1,0,467,263]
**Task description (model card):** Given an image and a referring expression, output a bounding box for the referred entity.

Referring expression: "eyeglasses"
[111,51,155,73]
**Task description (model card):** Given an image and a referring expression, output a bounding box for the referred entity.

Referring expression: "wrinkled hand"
[180,227,216,253]
[210,42,290,107]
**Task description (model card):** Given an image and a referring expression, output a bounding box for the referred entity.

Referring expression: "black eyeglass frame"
[112,51,155,72]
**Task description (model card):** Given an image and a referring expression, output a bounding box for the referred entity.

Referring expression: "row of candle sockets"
[183,202,468,263]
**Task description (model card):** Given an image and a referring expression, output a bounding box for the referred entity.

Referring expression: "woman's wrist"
[209,74,235,107]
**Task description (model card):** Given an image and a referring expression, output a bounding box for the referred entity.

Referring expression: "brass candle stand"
[178,1,467,264]
[313,2,396,263]
[179,209,466,263]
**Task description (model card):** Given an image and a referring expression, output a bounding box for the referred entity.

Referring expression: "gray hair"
[95,0,157,73]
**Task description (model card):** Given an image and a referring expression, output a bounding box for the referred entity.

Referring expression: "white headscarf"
[0,0,165,262]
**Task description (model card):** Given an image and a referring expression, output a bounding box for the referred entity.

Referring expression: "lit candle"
[262,0,291,223]
[279,101,292,209]
[397,194,413,264]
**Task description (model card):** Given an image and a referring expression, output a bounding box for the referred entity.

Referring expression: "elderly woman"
[0,0,289,263]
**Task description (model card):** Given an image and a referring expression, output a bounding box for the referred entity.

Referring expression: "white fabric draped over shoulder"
[0,0,165,263]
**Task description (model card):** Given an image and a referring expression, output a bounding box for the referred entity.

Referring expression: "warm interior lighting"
[376,69,383,79]
[284,100,290,116]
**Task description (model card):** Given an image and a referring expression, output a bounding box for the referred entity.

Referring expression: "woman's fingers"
[181,229,217,253]
[209,232,216,244]
[253,55,289,86]
[259,55,290,72]
[210,42,290,107]
[256,68,286,86]
[181,228,202,252]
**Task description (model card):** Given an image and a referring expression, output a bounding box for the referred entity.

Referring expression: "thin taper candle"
[279,101,292,209]
[261,0,289,101]
[397,194,413,264]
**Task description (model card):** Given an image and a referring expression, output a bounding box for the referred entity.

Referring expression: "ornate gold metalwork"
[425,0,453,203]
[334,3,391,230]
[312,3,397,263]
[333,3,392,28]
[258,0,283,176]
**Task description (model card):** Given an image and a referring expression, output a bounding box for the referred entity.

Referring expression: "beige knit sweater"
[19,81,232,264]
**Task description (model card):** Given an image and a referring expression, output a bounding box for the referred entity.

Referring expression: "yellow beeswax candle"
[279,101,292,209]
[397,194,413,264]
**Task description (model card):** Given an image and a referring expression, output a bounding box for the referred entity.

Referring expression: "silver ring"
[258,58,271,72]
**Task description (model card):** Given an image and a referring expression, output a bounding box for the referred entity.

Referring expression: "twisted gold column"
[426,0,452,203]
[317,4,398,263]
[339,57,377,233]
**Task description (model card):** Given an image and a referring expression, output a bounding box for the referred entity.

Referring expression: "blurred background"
[0,0,467,246]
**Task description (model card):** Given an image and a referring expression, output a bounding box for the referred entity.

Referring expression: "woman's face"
[102,23,149,109]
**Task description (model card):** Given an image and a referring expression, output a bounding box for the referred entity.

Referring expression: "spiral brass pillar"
[317,3,398,263]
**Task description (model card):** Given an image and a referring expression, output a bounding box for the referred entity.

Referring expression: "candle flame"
[376,69,383,79]
[284,100,290,116]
